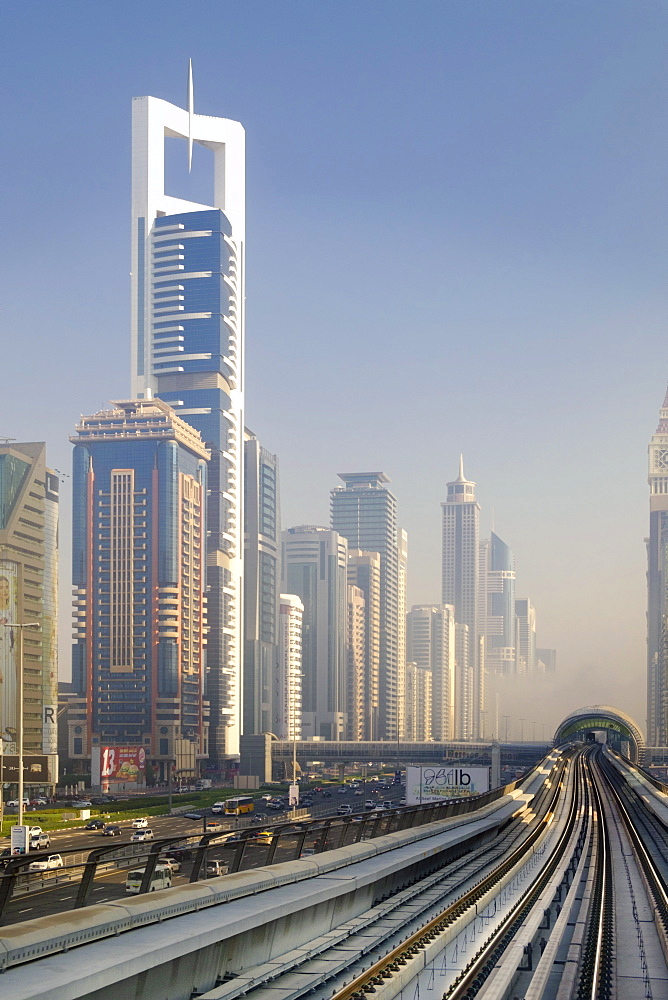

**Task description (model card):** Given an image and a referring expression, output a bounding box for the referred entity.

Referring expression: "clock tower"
[647,386,668,747]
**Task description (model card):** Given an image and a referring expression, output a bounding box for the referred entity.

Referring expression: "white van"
[125,863,172,894]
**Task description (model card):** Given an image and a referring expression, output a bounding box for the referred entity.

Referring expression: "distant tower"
[331,473,401,741]
[481,532,517,675]
[282,526,348,740]
[515,598,536,675]
[647,386,668,746]
[442,457,482,738]
[406,605,455,741]
[275,594,303,741]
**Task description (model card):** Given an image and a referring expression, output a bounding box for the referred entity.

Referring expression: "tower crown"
[445,455,477,503]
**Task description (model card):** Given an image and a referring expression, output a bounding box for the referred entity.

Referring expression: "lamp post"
[2,623,39,829]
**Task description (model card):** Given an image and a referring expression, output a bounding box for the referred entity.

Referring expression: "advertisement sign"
[406,765,490,805]
[0,560,19,741]
[2,755,52,783]
[101,746,146,783]
[42,704,57,755]
[288,783,299,807]
[10,825,28,855]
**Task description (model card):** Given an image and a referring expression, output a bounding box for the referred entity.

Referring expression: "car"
[131,817,149,829]
[0,848,13,869]
[29,854,63,871]
[383,801,393,810]
[183,812,203,821]
[30,797,47,806]
[130,829,154,842]
[337,804,353,815]
[84,819,105,830]
[27,826,43,837]
[204,820,223,832]
[353,790,364,796]
[220,834,244,848]
[29,832,50,850]
[72,800,92,808]
[160,856,182,873]
[254,830,275,845]
[364,800,376,809]
[103,824,122,837]
[337,788,348,795]
[260,794,274,802]
[322,791,332,798]
[300,798,313,807]
[210,802,225,814]
[399,797,406,805]
[6,798,29,808]
[300,848,316,857]
[205,860,229,877]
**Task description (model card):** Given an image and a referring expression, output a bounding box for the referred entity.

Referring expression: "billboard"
[0,560,19,741]
[2,755,53,783]
[100,746,146,783]
[406,765,490,805]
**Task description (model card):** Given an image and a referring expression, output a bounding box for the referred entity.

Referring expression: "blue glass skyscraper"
[131,80,245,758]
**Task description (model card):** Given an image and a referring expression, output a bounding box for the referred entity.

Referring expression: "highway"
[0,781,405,924]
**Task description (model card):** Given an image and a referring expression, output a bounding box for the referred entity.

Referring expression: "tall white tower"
[442,457,482,739]
[130,66,245,758]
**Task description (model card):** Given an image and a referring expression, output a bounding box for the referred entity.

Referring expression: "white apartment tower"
[406,605,456,741]
[130,67,245,758]
[275,594,303,741]
[442,457,483,738]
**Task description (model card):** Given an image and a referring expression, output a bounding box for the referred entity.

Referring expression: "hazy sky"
[2,2,666,739]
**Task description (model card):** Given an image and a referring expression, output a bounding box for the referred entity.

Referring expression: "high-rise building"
[346,550,381,739]
[396,528,408,743]
[244,432,280,735]
[442,457,482,738]
[454,623,471,739]
[130,71,245,758]
[0,442,58,758]
[647,386,668,746]
[406,605,456,741]
[331,473,400,740]
[515,599,536,675]
[275,594,303,740]
[71,399,209,779]
[481,532,517,675]
[536,648,557,673]
[281,526,347,740]
[347,584,366,740]
[402,663,432,742]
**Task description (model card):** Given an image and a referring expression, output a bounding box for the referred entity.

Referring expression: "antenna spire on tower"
[187,59,194,172]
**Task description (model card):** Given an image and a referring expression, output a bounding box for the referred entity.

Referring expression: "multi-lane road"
[0,782,405,924]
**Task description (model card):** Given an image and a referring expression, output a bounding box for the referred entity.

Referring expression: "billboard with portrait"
[406,765,490,805]
[0,561,18,742]
[100,746,146,783]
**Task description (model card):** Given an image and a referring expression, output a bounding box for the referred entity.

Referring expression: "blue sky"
[2,2,667,736]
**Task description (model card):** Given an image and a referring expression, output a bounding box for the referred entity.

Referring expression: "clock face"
[654,449,668,471]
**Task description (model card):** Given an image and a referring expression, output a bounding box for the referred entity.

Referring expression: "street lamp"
[2,622,39,829]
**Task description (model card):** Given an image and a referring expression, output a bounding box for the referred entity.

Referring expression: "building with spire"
[647,386,668,746]
[442,457,483,738]
[130,67,245,759]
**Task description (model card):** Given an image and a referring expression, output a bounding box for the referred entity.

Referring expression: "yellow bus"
[224,795,254,815]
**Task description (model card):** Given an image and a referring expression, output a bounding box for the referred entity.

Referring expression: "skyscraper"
[282,526,347,740]
[402,663,432,742]
[244,431,280,736]
[71,399,209,780]
[0,442,58,758]
[442,457,482,738]
[406,605,456,741]
[130,70,245,758]
[275,594,303,741]
[331,473,400,741]
[515,598,536,675]
[347,584,366,741]
[346,550,381,739]
[647,386,668,746]
[481,532,517,675]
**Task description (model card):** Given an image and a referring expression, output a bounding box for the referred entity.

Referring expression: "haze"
[1,1,666,738]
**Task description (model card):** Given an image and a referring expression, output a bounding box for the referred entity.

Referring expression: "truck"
[195,779,212,790]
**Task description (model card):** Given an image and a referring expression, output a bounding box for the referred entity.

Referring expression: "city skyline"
[2,3,666,736]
